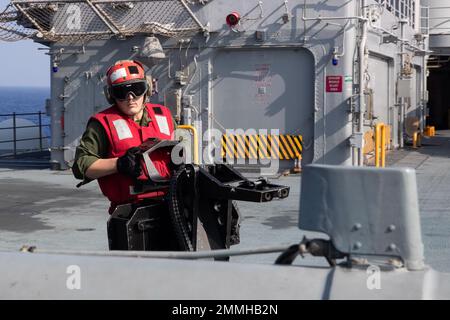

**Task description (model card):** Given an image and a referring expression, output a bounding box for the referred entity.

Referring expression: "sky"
[0,0,50,88]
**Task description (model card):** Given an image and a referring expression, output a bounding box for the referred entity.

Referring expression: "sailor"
[72,60,176,214]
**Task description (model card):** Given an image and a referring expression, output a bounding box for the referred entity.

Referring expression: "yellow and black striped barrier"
[221,134,303,160]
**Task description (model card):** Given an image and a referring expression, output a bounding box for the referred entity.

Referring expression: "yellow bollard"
[413,132,419,149]
[178,125,199,164]
[425,126,436,137]
[375,124,381,168]
[424,126,436,137]
[381,124,386,168]
[375,123,387,168]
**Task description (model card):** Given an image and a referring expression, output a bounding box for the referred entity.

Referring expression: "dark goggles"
[111,81,148,101]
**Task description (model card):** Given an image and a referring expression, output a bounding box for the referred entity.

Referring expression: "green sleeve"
[172,114,178,130]
[72,119,110,183]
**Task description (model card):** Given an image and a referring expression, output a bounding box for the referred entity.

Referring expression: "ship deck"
[1,131,450,272]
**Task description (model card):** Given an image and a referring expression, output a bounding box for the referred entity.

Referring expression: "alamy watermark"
[171,125,282,176]
[366,265,381,290]
[66,4,81,30]
[66,265,81,290]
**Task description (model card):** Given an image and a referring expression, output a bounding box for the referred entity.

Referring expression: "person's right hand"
[116,147,142,178]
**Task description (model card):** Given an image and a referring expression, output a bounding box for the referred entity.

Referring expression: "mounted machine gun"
[107,138,290,255]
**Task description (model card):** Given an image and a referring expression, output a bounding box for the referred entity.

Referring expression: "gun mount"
[107,138,290,255]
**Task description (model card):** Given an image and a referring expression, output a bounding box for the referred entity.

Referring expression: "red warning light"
[226,12,241,27]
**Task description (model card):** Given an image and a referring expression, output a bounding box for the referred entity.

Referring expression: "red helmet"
[106,60,146,86]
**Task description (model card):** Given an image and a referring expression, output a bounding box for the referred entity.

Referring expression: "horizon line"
[0,85,50,89]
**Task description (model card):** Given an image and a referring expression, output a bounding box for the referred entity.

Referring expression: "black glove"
[116,147,142,178]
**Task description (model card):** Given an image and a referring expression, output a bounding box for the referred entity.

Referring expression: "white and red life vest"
[91,103,175,210]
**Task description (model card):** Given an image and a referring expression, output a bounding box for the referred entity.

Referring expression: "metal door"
[211,48,315,166]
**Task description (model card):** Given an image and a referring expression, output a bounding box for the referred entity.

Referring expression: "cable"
[20,244,292,260]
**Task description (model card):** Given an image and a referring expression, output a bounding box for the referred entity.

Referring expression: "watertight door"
[368,55,392,127]
[211,49,315,170]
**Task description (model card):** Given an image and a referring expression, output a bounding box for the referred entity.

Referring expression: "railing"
[374,0,419,29]
[0,111,50,158]
[421,6,429,35]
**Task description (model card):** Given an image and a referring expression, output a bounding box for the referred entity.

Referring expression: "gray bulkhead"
[365,2,427,149]
[47,0,426,171]
[425,0,450,54]
[423,0,450,130]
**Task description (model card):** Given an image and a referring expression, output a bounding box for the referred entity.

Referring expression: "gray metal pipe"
[49,45,65,170]
[399,19,408,149]
[21,244,292,260]
[422,36,429,133]
[358,0,368,166]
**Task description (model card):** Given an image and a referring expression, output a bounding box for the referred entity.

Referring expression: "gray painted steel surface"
[426,0,450,34]
[0,251,449,299]
[425,0,450,53]
[300,165,424,271]
[40,0,426,170]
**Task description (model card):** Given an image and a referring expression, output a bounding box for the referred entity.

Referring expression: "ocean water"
[0,87,51,148]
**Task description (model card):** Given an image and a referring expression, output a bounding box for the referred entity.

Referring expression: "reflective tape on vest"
[155,115,170,136]
[112,119,133,140]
